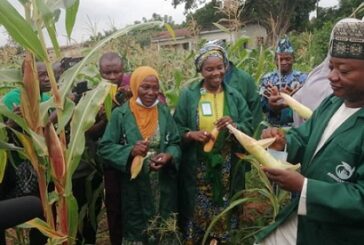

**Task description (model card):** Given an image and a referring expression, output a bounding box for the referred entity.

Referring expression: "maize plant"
[0,0,171,243]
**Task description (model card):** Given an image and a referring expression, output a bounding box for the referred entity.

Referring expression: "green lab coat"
[225,63,263,129]
[98,103,181,242]
[256,95,364,245]
[173,80,253,221]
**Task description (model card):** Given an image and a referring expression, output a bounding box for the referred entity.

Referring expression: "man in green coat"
[255,18,364,245]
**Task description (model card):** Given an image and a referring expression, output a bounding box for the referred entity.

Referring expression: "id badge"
[201,102,213,116]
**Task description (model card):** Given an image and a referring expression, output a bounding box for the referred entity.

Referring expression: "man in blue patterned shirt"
[259,37,307,127]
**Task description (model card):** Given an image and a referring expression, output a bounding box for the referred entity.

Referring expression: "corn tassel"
[227,124,300,170]
[130,155,144,180]
[203,127,219,152]
[280,92,312,120]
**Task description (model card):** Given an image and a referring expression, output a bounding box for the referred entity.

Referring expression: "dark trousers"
[104,168,122,245]
[73,174,103,245]
[0,196,43,245]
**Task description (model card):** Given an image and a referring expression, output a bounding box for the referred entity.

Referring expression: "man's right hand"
[266,86,287,111]
[261,127,286,151]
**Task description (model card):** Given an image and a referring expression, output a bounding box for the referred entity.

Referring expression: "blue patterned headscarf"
[275,36,294,54]
[194,42,229,72]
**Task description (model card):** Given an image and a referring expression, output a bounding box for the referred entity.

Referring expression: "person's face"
[328,57,364,107]
[138,75,160,107]
[100,59,123,85]
[201,56,225,92]
[276,53,294,75]
[37,63,51,92]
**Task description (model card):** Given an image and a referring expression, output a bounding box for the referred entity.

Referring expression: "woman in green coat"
[173,47,253,243]
[98,66,181,244]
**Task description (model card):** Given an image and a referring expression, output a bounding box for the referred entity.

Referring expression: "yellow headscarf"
[129,66,159,139]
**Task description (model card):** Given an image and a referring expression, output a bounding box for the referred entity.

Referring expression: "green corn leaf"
[35,0,61,57]
[0,0,46,60]
[0,150,7,183]
[65,0,79,38]
[202,198,252,245]
[58,21,164,106]
[104,93,113,120]
[65,194,79,243]
[0,106,48,157]
[0,68,22,83]
[65,82,111,195]
[22,218,67,241]
[56,98,75,134]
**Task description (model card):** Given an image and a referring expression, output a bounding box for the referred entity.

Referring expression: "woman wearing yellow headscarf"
[98,66,181,244]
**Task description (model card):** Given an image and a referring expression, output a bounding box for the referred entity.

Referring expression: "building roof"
[152,28,192,41]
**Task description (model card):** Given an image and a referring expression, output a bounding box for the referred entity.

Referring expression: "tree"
[239,0,318,45]
[186,0,224,29]
[176,0,318,45]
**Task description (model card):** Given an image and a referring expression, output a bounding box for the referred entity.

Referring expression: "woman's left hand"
[150,153,172,171]
[215,116,234,130]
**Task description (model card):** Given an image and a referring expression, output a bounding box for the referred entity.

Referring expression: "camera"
[60,57,84,71]
[72,81,90,104]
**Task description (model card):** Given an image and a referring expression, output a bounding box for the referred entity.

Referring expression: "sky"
[0,0,339,47]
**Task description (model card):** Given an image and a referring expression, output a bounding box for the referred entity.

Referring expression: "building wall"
[152,24,267,51]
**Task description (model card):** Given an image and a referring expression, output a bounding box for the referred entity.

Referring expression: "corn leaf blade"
[0,0,46,60]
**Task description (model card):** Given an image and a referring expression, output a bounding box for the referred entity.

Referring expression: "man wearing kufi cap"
[254,18,364,245]
[259,36,307,127]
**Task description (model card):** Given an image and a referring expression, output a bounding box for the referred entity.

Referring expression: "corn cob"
[130,155,144,180]
[203,127,219,152]
[280,92,312,120]
[227,124,300,170]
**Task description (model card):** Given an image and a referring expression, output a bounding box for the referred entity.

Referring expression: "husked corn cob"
[130,155,144,180]
[280,92,312,120]
[203,127,219,152]
[227,124,300,170]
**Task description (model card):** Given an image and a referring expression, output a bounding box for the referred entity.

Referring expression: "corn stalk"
[0,0,168,243]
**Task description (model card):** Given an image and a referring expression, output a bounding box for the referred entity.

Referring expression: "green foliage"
[0,0,47,60]
[186,0,225,29]
[311,21,334,65]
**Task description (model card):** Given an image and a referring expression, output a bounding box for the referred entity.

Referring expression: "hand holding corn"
[130,140,149,179]
[185,131,212,144]
[227,124,299,170]
[263,167,305,192]
[261,127,286,151]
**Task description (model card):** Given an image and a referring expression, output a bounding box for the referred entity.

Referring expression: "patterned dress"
[183,90,238,243]
[259,70,307,127]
